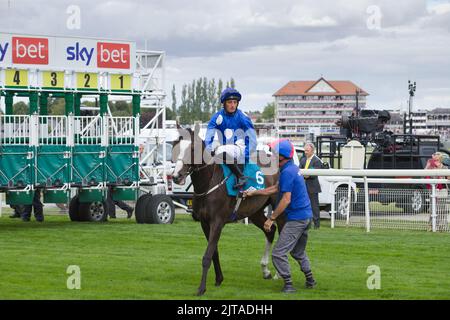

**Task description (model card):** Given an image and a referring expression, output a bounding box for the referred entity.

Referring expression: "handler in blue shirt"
[244,139,316,293]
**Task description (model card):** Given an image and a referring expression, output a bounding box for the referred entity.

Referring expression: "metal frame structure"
[0,47,169,222]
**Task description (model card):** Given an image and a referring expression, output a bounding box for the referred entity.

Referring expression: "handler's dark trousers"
[308,192,320,228]
[22,189,44,222]
[272,219,312,283]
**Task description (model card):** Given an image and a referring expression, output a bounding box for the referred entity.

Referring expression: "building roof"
[428,108,450,115]
[273,77,369,96]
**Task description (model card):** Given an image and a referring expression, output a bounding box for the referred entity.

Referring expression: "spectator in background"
[9,205,24,218]
[21,189,44,222]
[425,152,449,232]
[300,143,323,229]
[106,187,134,219]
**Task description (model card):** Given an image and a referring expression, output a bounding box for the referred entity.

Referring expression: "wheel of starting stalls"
[147,194,175,224]
[78,201,109,222]
[134,194,153,224]
[69,195,82,221]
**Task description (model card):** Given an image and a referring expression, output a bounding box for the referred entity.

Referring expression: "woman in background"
[425,152,449,231]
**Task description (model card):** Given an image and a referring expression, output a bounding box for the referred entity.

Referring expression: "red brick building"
[273,77,369,144]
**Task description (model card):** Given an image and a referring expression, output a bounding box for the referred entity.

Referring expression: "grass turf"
[0,210,449,300]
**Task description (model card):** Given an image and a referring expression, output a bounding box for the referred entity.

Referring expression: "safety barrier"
[301,169,450,233]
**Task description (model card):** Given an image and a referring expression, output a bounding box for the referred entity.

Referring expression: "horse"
[171,124,284,296]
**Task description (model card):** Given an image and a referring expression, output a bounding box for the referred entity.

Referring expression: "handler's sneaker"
[305,279,317,289]
[281,283,297,293]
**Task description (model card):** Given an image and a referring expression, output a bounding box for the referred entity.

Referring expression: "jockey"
[205,88,257,189]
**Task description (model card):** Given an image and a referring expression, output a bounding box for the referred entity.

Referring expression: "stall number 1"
[111,74,131,91]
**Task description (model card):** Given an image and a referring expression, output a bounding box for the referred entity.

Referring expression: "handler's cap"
[268,139,294,159]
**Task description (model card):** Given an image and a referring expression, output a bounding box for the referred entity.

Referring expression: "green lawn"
[0,209,449,300]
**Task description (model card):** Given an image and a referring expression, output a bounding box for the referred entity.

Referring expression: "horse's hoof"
[215,279,224,287]
[263,273,272,280]
[196,288,206,296]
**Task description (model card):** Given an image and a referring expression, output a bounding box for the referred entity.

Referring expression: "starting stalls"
[0,32,173,223]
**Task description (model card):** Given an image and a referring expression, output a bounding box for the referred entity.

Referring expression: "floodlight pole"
[408,80,416,135]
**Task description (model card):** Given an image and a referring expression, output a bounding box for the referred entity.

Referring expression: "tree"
[166,108,176,120]
[13,101,28,115]
[173,77,237,124]
[261,102,275,122]
[171,84,177,114]
[217,79,223,113]
[230,77,235,89]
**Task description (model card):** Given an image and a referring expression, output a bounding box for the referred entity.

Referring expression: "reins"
[188,162,231,197]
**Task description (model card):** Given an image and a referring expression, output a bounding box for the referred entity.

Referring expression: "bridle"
[175,155,230,198]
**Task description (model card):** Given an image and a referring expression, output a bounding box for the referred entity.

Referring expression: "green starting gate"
[1,32,171,223]
[0,90,141,212]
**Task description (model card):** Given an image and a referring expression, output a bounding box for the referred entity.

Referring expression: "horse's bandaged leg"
[261,239,272,279]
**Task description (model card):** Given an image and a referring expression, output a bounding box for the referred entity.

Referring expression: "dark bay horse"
[172,125,284,296]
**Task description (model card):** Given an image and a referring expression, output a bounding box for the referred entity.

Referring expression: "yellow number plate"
[43,71,65,88]
[111,74,131,91]
[77,72,98,89]
[187,199,192,207]
[5,69,28,87]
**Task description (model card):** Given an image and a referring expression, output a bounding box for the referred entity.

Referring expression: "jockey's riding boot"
[227,163,246,189]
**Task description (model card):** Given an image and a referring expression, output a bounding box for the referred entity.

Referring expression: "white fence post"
[346,178,351,226]
[364,176,370,233]
[431,184,437,233]
[330,182,336,229]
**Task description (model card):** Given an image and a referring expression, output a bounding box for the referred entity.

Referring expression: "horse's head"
[172,123,205,185]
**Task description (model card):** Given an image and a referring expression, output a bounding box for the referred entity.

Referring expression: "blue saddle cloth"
[221,163,266,197]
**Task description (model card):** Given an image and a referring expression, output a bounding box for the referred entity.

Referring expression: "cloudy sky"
[1,0,450,112]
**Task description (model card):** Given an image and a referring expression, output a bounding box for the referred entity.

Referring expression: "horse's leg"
[197,219,224,296]
[249,209,276,280]
[200,220,224,287]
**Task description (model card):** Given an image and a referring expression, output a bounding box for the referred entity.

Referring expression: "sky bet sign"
[0,33,135,73]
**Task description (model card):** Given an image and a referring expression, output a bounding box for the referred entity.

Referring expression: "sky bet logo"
[0,37,49,64]
[66,42,94,66]
[0,36,131,70]
[66,42,130,68]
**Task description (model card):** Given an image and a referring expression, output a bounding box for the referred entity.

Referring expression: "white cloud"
[427,2,450,14]
[0,0,448,111]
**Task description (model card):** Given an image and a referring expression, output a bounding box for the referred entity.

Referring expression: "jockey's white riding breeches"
[215,140,245,163]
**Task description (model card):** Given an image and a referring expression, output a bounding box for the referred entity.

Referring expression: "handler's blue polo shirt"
[278,160,312,221]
